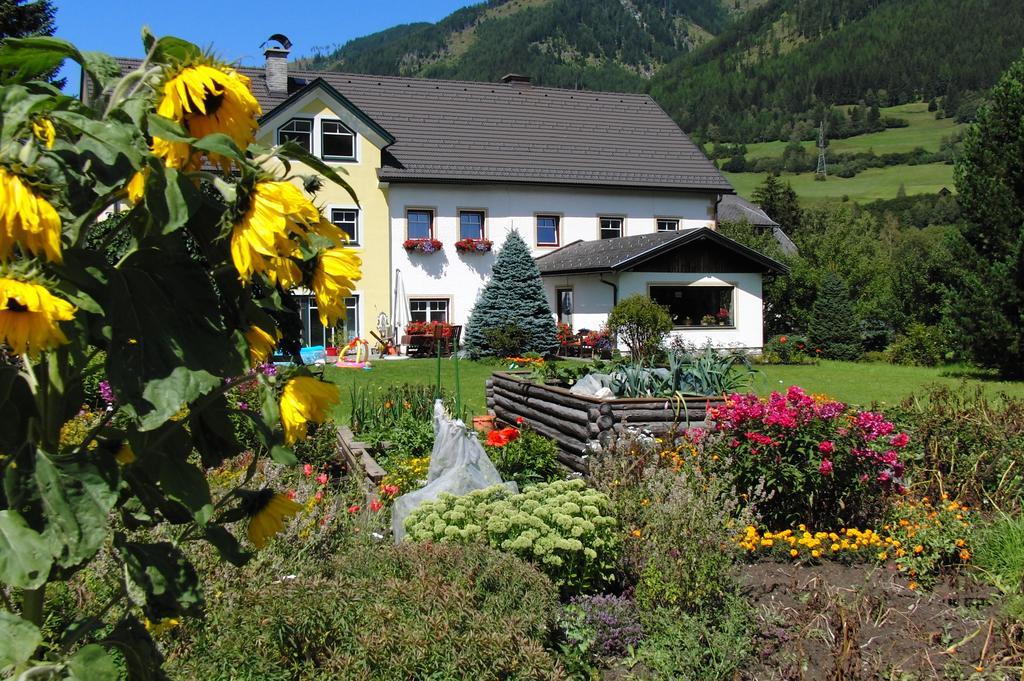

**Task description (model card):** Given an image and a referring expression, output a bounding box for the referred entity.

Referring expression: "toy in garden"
[336,337,372,369]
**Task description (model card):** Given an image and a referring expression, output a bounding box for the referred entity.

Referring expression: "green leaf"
[275,141,358,204]
[191,132,244,162]
[0,36,82,83]
[189,395,244,468]
[0,368,36,453]
[0,510,52,589]
[34,453,120,569]
[0,610,41,669]
[139,367,220,431]
[145,113,191,144]
[50,109,144,167]
[103,616,171,681]
[269,444,297,466]
[151,36,202,64]
[116,537,202,619]
[67,644,119,681]
[203,526,250,567]
[157,457,213,526]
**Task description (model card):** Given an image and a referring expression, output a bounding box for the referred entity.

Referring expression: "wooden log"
[491,394,590,441]
[490,385,589,425]
[360,451,387,483]
[611,407,701,422]
[557,450,588,473]
[522,418,590,456]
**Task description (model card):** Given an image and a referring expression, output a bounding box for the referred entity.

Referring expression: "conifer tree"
[464,231,557,357]
[809,272,861,360]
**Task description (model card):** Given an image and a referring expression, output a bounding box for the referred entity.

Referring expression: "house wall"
[256,96,392,344]
[388,182,717,328]
[541,271,765,350]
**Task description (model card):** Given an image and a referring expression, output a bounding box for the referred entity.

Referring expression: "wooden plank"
[490,385,589,425]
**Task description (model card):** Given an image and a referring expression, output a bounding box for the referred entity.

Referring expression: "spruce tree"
[464,231,557,357]
[808,272,861,360]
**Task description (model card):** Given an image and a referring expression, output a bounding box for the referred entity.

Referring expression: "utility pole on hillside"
[816,121,828,180]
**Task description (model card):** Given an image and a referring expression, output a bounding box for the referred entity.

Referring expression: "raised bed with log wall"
[486,371,724,472]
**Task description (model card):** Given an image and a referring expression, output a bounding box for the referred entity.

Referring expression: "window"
[330,208,359,245]
[407,210,433,240]
[599,217,622,239]
[556,288,573,327]
[297,294,359,346]
[409,298,448,323]
[536,215,560,246]
[648,285,734,327]
[278,118,312,152]
[459,211,485,240]
[657,219,679,232]
[321,119,355,160]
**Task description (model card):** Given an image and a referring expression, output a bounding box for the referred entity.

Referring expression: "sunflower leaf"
[115,536,203,619]
[0,510,53,589]
[0,36,83,84]
[139,367,220,431]
[151,36,202,64]
[67,644,119,681]
[275,140,359,204]
[0,610,42,669]
[191,132,244,161]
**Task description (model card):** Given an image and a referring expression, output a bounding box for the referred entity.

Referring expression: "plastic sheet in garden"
[391,400,518,541]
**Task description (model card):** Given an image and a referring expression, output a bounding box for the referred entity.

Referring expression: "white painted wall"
[389,182,717,327]
[541,272,765,351]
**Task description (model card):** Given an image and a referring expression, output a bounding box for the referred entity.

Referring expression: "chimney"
[263,34,292,95]
[500,73,531,85]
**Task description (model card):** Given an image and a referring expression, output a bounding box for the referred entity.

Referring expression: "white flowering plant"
[403,479,620,593]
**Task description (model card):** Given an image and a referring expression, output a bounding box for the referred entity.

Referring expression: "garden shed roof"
[534,228,788,275]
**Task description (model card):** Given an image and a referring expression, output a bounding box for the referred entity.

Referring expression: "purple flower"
[561,594,642,661]
[260,362,277,376]
[99,380,116,406]
[420,241,436,253]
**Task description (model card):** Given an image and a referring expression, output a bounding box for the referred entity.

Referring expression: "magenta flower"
[819,459,833,476]
[890,432,909,448]
[818,440,835,454]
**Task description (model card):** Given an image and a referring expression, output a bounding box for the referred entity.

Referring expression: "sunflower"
[230,181,319,284]
[245,489,303,549]
[0,277,75,356]
[311,247,362,326]
[32,118,56,149]
[245,324,281,366]
[279,376,339,445]
[152,63,261,170]
[0,167,62,263]
[126,169,147,204]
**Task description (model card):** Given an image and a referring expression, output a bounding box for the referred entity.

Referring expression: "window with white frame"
[321,119,356,160]
[600,217,623,239]
[407,210,433,240]
[648,285,734,327]
[278,118,312,153]
[297,294,360,346]
[330,208,359,245]
[657,218,680,232]
[459,210,485,240]
[536,215,560,246]
[409,298,449,323]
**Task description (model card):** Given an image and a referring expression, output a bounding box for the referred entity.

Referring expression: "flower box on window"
[405,320,453,338]
[454,237,493,253]
[403,238,443,253]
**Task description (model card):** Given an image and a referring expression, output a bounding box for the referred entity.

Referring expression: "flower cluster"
[486,426,520,447]
[380,456,430,495]
[504,355,545,367]
[403,238,443,253]
[738,525,899,561]
[454,237,493,253]
[556,322,575,346]
[582,327,613,351]
[709,386,908,526]
[405,320,453,337]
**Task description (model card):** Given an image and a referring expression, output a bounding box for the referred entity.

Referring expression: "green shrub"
[606,294,673,363]
[486,428,563,488]
[483,322,529,358]
[366,413,435,467]
[761,334,814,364]
[404,480,620,594]
[886,322,948,366]
[165,542,565,680]
[973,515,1024,595]
[808,272,861,360]
[292,419,340,469]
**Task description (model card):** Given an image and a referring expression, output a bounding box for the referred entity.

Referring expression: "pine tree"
[0,0,56,40]
[808,272,861,360]
[753,174,803,232]
[464,231,557,357]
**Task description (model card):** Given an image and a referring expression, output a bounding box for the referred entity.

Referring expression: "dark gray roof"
[534,228,787,275]
[93,59,732,193]
[718,194,778,227]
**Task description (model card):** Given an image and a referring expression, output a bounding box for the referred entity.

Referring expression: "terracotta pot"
[472,415,496,433]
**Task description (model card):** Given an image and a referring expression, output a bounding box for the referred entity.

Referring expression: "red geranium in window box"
[454,237,493,253]
[403,238,443,253]
[405,320,453,337]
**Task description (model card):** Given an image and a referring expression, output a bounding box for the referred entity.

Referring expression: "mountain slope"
[650,0,1024,141]
[299,0,735,92]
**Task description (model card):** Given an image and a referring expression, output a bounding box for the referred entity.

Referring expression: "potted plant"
[403,238,443,254]
[716,307,731,326]
[454,237,493,253]
[700,314,717,326]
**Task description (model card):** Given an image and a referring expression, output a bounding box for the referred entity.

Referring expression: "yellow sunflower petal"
[0,277,75,356]
[279,377,339,445]
[0,167,62,263]
[245,324,281,366]
[312,247,362,327]
[247,492,302,549]
[230,181,319,284]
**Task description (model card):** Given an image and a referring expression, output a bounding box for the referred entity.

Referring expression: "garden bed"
[486,370,723,471]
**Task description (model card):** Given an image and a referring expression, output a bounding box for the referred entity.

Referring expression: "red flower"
[303,463,313,476]
[347,504,360,514]
[314,490,323,501]
[286,489,297,500]
[819,459,834,476]
[779,335,788,344]
[381,484,400,497]
[370,499,383,512]
[516,416,525,425]
[486,426,520,447]
[818,440,835,454]
[890,432,909,448]
[316,473,329,485]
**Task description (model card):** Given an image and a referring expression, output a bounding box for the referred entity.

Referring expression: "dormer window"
[277,118,312,153]
[322,120,355,160]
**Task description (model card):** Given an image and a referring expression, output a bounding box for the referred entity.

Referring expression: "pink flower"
[890,432,909,448]
[818,440,835,454]
[347,504,360,514]
[314,490,323,501]
[370,499,383,512]
[286,489,296,500]
[316,473,329,485]
[729,437,741,448]
[381,484,400,497]
[819,459,833,476]
[303,463,313,476]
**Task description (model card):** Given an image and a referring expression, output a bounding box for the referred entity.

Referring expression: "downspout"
[599,274,618,307]
[713,193,724,228]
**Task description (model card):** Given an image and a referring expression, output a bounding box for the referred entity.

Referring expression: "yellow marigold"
[246,324,281,366]
[0,167,62,262]
[631,529,642,538]
[0,277,75,356]
[908,581,919,591]
[789,549,799,558]
[279,376,339,445]
[311,246,362,326]
[230,181,318,284]
[32,118,56,149]
[246,490,302,549]
[878,551,888,561]
[811,549,822,558]
[914,544,924,554]
[959,549,970,562]
[153,63,261,170]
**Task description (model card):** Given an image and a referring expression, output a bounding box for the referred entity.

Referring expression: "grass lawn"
[724,162,954,205]
[323,358,1024,425]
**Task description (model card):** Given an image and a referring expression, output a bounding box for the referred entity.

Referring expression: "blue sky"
[53,0,473,93]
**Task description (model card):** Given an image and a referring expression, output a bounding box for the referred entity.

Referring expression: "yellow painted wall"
[256,97,391,344]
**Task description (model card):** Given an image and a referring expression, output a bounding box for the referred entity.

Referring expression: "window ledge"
[674,325,737,330]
